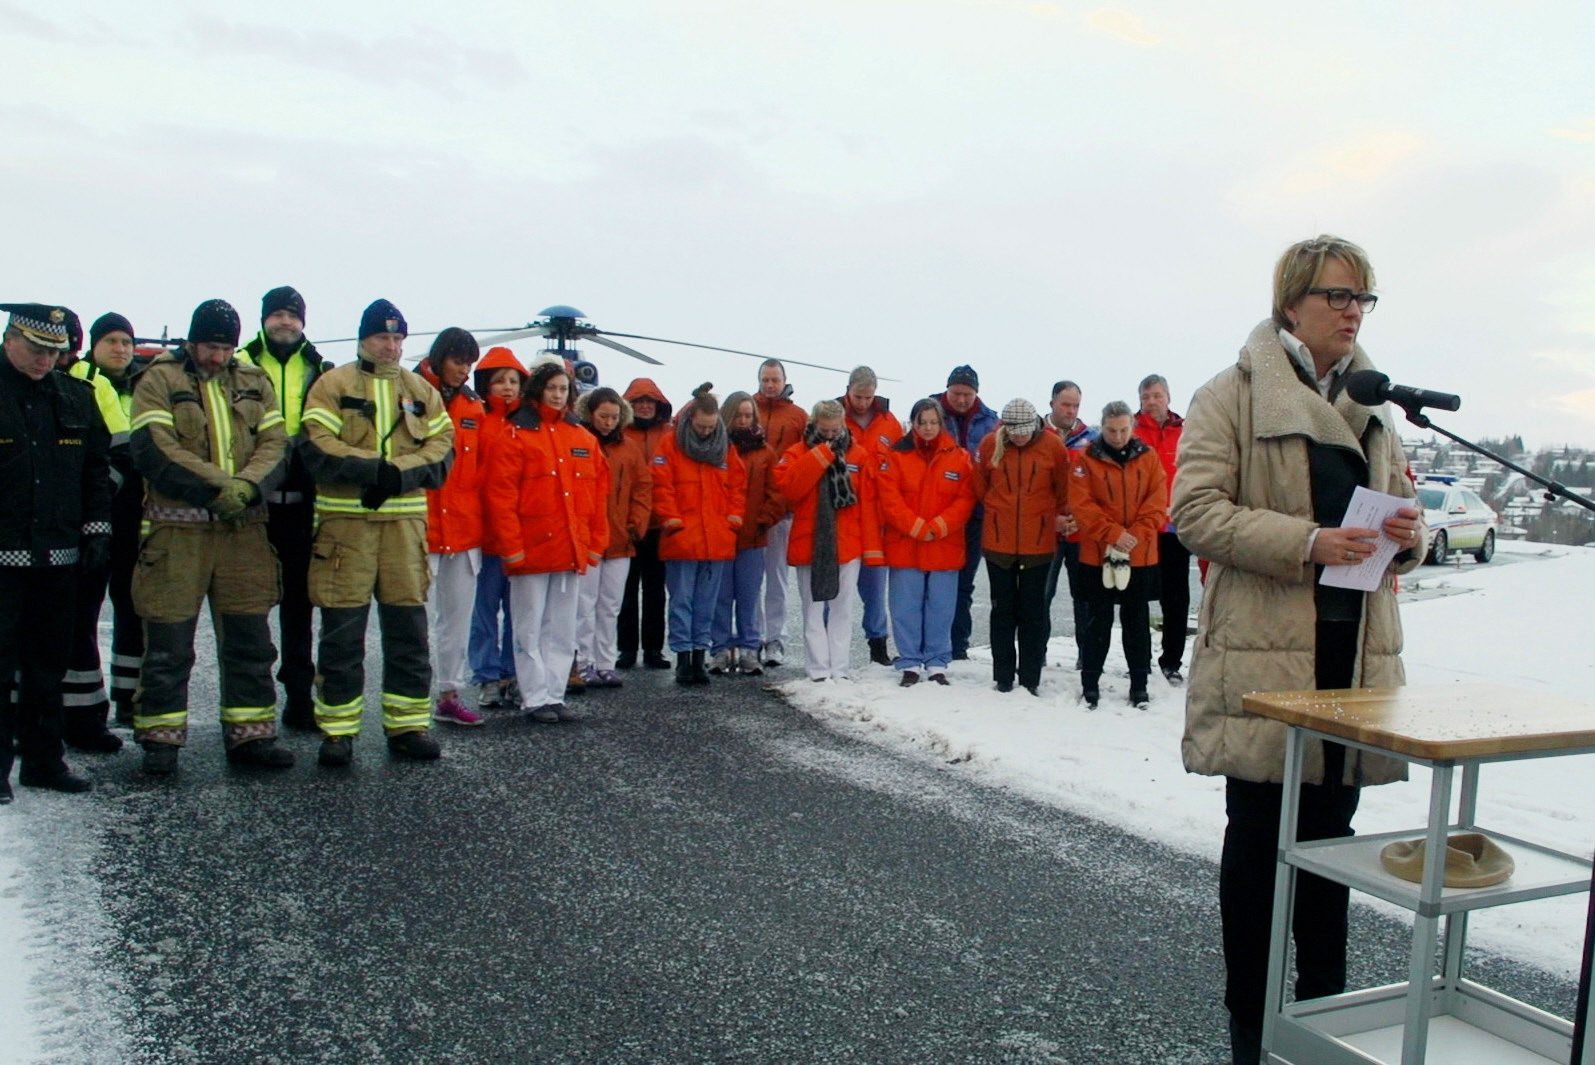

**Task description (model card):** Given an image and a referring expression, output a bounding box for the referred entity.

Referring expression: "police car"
[1416,475,1498,564]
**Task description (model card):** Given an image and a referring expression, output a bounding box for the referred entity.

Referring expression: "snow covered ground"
[778,540,1595,979]
[2,540,1592,1061]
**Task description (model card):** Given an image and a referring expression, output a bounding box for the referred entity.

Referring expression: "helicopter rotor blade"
[585,335,664,366]
[475,325,552,345]
[596,331,853,375]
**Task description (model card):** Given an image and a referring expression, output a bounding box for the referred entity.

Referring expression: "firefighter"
[301,299,454,766]
[72,313,151,730]
[128,298,293,774]
[0,303,112,800]
[237,286,334,730]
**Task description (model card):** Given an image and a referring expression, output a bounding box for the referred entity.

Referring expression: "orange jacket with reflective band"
[651,433,747,562]
[774,438,884,567]
[877,433,976,571]
[420,364,487,554]
[481,405,609,575]
[971,429,1072,558]
[1068,439,1167,568]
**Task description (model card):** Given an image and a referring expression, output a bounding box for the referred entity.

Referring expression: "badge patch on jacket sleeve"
[944,470,960,480]
[653,455,667,465]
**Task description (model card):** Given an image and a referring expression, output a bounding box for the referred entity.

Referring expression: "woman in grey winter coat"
[1171,234,1427,1064]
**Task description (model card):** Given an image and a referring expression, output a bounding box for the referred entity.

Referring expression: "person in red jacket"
[652,384,747,685]
[710,391,783,675]
[972,398,1072,696]
[481,358,609,723]
[1071,400,1168,709]
[575,387,651,688]
[616,378,674,670]
[418,329,487,727]
[877,399,976,686]
[775,399,884,682]
[1134,373,1189,685]
[468,346,524,710]
[839,364,902,667]
[754,359,806,667]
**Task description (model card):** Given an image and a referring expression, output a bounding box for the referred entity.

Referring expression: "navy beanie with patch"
[359,299,407,340]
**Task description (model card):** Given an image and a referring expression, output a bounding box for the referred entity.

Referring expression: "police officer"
[302,299,454,767]
[237,286,333,730]
[0,303,112,800]
[128,299,293,774]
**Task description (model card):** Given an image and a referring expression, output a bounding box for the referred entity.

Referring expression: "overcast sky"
[7,1,1594,447]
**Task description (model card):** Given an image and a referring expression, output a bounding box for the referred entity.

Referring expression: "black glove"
[80,533,111,574]
[360,460,404,510]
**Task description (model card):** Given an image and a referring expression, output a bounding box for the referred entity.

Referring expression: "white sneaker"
[736,648,764,676]
[761,639,785,667]
[708,649,733,674]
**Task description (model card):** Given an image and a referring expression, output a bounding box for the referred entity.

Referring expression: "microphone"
[1343,370,1461,412]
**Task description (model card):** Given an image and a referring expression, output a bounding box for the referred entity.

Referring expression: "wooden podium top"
[1241,683,1595,761]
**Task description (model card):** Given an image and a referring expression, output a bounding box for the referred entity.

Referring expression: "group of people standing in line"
[3,234,1438,1065]
[1,282,1197,795]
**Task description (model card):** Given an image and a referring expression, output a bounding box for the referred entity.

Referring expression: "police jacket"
[0,360,112,565]
[239,332,333,499]
[129,351,288,524]
[301,358,454,522]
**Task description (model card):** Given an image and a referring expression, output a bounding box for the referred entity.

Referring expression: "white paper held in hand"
[1318,485,1410,592]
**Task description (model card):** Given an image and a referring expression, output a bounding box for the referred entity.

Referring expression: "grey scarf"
[676,416,729,467]
[805,425,856,602]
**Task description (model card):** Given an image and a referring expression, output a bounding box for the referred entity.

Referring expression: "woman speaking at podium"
[1172,235,1428,1064]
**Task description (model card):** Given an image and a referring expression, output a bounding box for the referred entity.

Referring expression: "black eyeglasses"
[1308,287,1378,313]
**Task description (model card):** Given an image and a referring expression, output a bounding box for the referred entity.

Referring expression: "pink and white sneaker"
[435,693,484,727]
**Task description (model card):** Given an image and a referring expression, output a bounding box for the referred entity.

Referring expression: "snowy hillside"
[778,540,1595,978]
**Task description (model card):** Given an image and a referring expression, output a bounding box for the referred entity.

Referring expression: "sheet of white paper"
[1318,485,1410,592]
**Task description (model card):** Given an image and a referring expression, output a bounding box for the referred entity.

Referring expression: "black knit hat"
[90,312,135,350]
[359,299,407,340]
[427,326,480,374]
[188,299,242,346]
[261,285,306,324]
[946,364,979,390]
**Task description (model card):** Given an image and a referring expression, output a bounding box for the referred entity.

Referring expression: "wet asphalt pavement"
[10,574,1578,1064]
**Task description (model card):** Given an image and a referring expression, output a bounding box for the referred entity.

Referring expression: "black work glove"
[360,460,404,510]
[79,533,112,575]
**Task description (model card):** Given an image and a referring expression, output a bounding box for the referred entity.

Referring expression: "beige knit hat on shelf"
[1378,832,1515,888]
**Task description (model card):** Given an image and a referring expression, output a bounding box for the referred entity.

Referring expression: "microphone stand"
[1395,404,1595,516]
[1393,402,1595,1064]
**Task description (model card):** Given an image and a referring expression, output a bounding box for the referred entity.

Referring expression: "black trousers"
[63,558,112,738]
[618,529,666,656]
[107,481,144,719]
[1220,619,1361,1046]
[1,566,77,780]
[317,603,431,708]
[1157,530,1191,671]
[1079,596,1152,683]
[267,500,316,711]
[952,518,983,657]
[987,560,1049,689]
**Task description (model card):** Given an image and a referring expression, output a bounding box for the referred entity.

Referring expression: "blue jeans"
[712,547,765,653]
[666,559,729,653]
[888,567,957,671]
[952,517,983,656]
[468,554,515,684]
[857,560,888,640]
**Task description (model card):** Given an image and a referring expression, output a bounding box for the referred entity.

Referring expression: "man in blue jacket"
[933,365,998,659]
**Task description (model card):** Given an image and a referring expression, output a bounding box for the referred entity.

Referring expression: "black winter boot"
[868,637,892,666]
[227,738,295,768]
[675,652,694,686]
[690,649,711,684]
[1081,671,1101,709]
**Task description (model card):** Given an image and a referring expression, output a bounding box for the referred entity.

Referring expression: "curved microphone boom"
[1343,370,1461,412]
